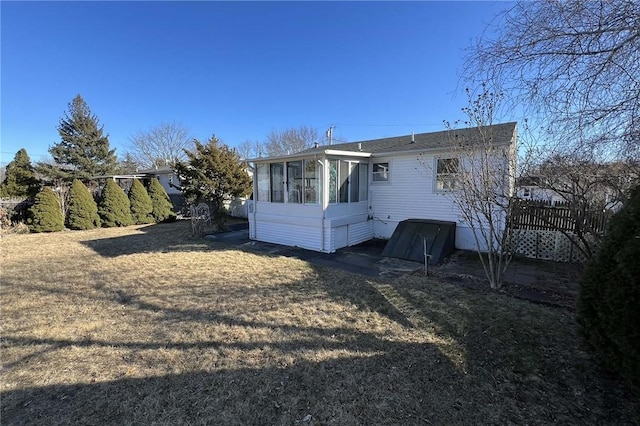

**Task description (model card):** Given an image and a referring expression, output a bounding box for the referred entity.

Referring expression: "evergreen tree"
[0,149,40,198]
[28,187,64,232]
[174,136,251,227]
[98,180,133,227]
[48,95,117,180]
[147,177,176,223]
[67,179,100,230]
[116,153,140,174]
[578,185,640,384]
[128,179,153,224]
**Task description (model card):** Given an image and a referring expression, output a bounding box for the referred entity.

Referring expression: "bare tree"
[237,140,265,160]
[520,155,640,259]
[129,122,193,169]
[465,0,640,160]
[421,88,517,289]
[265,126,320,156]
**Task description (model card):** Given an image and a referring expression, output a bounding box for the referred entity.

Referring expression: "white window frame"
[372,161,390,183]
[435,157,459,192]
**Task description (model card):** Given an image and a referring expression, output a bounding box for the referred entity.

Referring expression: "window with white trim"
[256,163,270,201]
[303,159,322,204]
[436,157,459,191]
[328,159,368,204]
[372,162,389,182]
[287,161,303,203]
[270,163,285,202]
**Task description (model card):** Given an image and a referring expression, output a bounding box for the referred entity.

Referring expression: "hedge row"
[27,178,175,233]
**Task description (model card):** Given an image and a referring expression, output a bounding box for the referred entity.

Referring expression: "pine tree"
[67,179,100,230]
[28,187,64,232]
[129,179,154,224]
[49,95,117,180]
[174,136,251,227]
[0,149,40,198]
[98,180,133,227]
[578,185,640,384]
[147,178,176,223]
[117,153,140,174]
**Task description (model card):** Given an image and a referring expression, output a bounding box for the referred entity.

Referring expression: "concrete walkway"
[206,226,421,278]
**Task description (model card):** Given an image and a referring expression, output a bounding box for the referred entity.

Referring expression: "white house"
[248,122,517,253]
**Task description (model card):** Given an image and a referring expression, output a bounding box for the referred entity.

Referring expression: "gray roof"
[299,121,517,156]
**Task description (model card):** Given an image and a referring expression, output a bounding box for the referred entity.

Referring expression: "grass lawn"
[1,221,638,425]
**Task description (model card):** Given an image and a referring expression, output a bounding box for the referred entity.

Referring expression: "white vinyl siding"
[370,154,464,241]
[255,220,323,252]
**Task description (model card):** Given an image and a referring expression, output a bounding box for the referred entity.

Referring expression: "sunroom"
[248,149,374,253]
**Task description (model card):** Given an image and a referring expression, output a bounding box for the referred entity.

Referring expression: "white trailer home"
[248,122,517,254]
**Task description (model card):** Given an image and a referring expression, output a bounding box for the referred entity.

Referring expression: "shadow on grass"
[2,342,460,425]
[7,223,639,424]
[4,272,639,424]
[80,221,216,257]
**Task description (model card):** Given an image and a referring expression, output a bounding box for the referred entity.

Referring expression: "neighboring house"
[516,160,638,211]
[137,165,186,213]
[94,166,186,214]
[137,165,181,196]
[248,122,517,253]
[138,165,253,218]
[516,176,566,204]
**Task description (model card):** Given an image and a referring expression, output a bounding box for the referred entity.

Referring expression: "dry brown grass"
[1,221,638,425]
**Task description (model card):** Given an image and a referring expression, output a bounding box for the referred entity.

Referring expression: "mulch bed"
[421,270,578,310]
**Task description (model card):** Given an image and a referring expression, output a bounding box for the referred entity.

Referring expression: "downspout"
[251,162,257,240]
[319,154,326,252]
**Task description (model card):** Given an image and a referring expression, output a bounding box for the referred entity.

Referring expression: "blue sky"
[1,1,511,165]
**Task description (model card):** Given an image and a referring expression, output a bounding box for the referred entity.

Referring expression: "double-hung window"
[436,157,459,191]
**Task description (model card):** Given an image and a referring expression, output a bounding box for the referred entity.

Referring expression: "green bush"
[98,180,133,227]
[128,179,154,224]
[28,187,64,232]
[577,185,640,384]
[0,148,40,199]
[67,179,100,230]
[148,178,176,223]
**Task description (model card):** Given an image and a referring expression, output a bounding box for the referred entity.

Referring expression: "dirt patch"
[430,250,582,310]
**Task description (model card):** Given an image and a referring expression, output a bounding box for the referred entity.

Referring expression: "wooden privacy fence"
[510,199,610,234]
[509,199,611,262]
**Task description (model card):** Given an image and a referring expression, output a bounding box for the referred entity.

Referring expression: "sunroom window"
[270,163,285,202]
[287,161,303,203]
[329,159,368,204]
[304,159,322,204]
[256,163,270,201]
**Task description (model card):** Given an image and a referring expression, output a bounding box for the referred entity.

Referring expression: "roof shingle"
[299,121,517,156]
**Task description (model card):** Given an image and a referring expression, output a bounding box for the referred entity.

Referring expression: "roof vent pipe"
[411,132,415,143]
[314,142,319,148]
[358,143,362,151]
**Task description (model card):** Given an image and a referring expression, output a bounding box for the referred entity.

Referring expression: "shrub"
[98,180,133,227]
[148,178,176,223]
[27,187,64,232]
[128,179,154,224]
[577,185,640,384]
[67,179,100,230]
[0,207,11,230]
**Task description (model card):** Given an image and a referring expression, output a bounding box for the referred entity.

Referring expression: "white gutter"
[323,149,372,158]
[248,149,372,163]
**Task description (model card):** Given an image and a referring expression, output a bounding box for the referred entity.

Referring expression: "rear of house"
[248,122,517,253]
